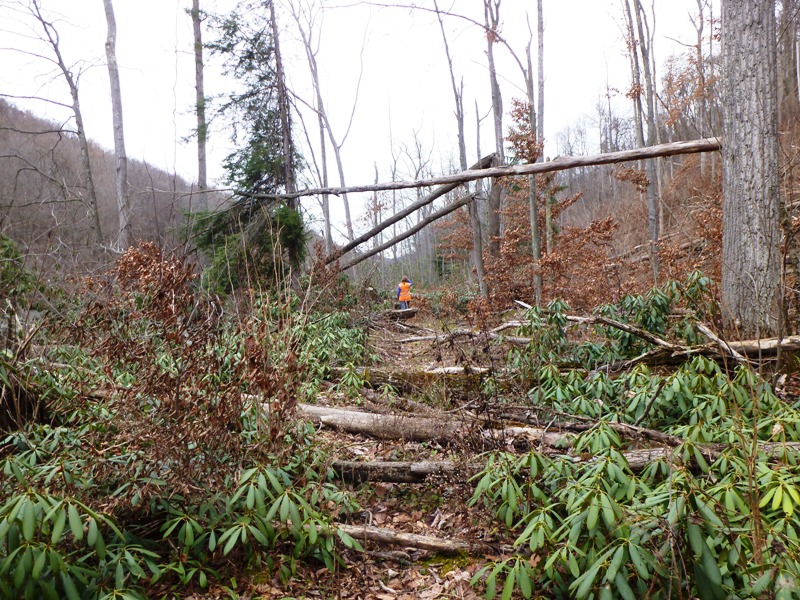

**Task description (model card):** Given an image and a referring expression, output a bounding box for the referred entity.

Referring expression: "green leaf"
[222,528,239,556]
[700,544,722,587]
[518,563,532,598]
[30,548,47,581]
[336,529,364,552]
[67,504,83,542]
[21,500,35,541]
[501,567,516,600]
[687,522,705,557]
[574,564,600,599]
[587,502,599,531]
[750,570,773,595]
[607,545,625,582]
[87,518,98,547]
[60,572,81,600]
[628,542,649,579]
[615,572,636,600]
[50,510,66,544]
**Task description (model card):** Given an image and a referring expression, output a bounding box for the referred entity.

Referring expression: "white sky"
[0,0,709,240]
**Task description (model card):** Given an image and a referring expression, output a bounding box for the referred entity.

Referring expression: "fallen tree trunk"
[337,523,493,556]
[327,365,487,396]
[297,403,569,447]
[383,308,418,320]
[251,138,720,201]
[332,460,483,483]
[331,442,800,484]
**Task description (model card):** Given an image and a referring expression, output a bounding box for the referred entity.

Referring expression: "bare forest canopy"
[0,100,212,270]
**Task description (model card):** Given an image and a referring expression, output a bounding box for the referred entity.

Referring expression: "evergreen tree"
[193,0,304,294]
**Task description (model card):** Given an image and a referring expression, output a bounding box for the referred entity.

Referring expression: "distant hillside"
[0,99,212,272]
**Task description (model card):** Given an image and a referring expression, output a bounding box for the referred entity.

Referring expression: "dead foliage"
[65,242,296,507]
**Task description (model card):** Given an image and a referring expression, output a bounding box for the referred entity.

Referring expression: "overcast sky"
[0,0,710,240]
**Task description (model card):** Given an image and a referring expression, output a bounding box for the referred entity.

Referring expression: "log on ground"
[337,523,493,556]
[297,403,569,447]
[327,365,487,396]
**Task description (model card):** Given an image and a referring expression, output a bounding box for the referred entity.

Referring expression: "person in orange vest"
[396,276,412,309]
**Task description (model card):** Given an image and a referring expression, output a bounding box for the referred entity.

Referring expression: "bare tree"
[484,0,505,259]
[622,0,659,282]
[103,0,131,251]
[190,0,208,202]
[721,0,781,337]
[287,0,366,244]
[9,0,104,246]
[433,0,487,297]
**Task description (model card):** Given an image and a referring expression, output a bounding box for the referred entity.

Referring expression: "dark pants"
[399,301,409,309]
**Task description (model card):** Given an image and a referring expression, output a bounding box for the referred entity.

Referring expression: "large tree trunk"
[103,0,131,252]
[191,0,208,203]
[721,0,781,337]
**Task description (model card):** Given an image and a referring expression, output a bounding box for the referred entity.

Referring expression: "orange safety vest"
[398,281,412,302]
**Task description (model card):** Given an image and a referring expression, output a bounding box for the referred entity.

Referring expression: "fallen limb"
[695,322,750,364]
[337,523,493,556]
[724,335,800,356]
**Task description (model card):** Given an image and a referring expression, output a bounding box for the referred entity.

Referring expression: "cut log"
[384,308,418,320]
[332,460,483,483]
[337,523,493,556]
[327,365,487,396]
[297,403,569,447]
[331,442,800,485]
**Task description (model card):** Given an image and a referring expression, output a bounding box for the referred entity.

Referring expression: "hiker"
[396,277,412,309]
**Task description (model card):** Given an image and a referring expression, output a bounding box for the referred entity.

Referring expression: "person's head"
[401,277,409,283]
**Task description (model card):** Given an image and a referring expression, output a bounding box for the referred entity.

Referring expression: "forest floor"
[217,307,516,599]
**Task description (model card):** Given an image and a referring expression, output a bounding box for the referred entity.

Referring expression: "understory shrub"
[473,273,800,599]
[0,243,365,598]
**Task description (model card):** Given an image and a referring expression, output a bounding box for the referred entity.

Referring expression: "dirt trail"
[273,309,513,599]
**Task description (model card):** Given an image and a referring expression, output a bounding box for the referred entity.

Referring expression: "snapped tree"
[194,0,305,293]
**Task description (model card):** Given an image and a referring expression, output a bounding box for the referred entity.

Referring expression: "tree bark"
[103,0,131,252]
[721,0,781,337]
[269,0,295,198]
[191,0,208,201]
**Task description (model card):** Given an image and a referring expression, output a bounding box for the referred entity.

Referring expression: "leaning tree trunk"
[721,0,781,338]
[103,0,131,252]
